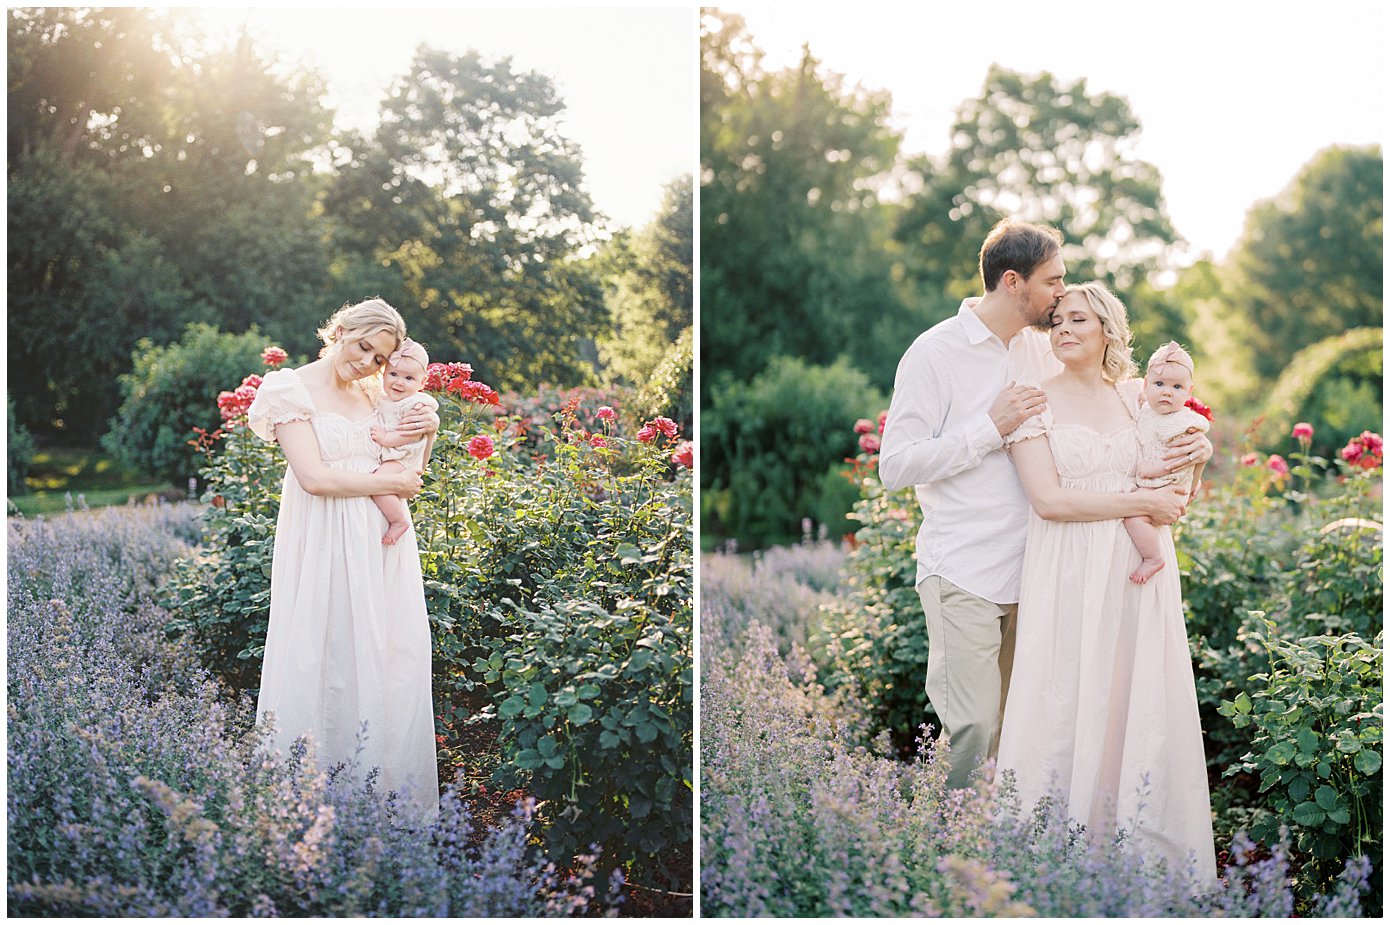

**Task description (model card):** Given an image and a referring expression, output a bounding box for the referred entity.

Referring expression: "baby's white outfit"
[1135,404,1210,489]
[376,392,440,471]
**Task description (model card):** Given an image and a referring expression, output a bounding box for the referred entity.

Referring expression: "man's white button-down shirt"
[878,298,1058,604]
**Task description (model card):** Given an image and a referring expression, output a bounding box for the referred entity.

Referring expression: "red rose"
[1292,422,1314,441]
[877,410,888,433]
[1266,454,1289,478]
[853,418,874,435]
[261,346,288,368]
[1184,397,1213,421]
[590,434,608,449]
[597,405,617,422]
[467,435,495,461]
[453,380,500,405]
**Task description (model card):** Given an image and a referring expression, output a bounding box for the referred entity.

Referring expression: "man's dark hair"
[979,219,1063,291]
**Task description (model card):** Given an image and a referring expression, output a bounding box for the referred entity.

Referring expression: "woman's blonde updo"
[1064,281,1138,383]
[317,298,407,358]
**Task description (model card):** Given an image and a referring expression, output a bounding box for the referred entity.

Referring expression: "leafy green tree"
[8,8,336,437]
[1226,145,1382,381]
[321,48,604,390]
[598,174,693,386]
[7,147,198,434]
[894,65,1181,332]
[700,11,912,394]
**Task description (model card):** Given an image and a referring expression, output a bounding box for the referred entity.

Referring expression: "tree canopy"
[7,8,688,445]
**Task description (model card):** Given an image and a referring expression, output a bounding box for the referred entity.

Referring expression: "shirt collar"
[957,297,997,346]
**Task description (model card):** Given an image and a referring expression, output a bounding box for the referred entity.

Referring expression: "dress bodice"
[1046,423,1139,493]
[310,412,382,472]
[246,368,383,473]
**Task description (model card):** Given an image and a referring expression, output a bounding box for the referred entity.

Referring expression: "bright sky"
[717,0,1385,263]
[186,3,696,231]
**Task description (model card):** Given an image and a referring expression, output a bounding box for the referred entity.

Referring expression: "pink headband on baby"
[387,338,429,371]
[1146,340,1194,374]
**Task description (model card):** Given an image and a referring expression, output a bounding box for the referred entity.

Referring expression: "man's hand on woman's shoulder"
[989,381,1048,438]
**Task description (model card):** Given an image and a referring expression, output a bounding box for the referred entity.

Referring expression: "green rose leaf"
[1291,801,1326,827]
[1313,784,1341,811]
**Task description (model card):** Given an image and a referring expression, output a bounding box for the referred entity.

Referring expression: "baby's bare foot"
[382,520,410,545]
[1129,557,1165,584]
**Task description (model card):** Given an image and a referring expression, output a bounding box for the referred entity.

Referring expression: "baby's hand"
[370,424,387,446]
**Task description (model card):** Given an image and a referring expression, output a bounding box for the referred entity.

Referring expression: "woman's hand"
[386,468,424,499]
[1162,430,1212,472]
[1144,484,1190,525]
[395,403,440,440]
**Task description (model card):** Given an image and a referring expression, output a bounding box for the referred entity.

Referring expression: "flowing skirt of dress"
[256,422,439,817]
[996,424,1216,886]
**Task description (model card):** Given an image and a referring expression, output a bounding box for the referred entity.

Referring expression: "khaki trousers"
[917,576,1018,790]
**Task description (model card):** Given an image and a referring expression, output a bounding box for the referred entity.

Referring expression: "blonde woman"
[246,298,441,816]
[997,282,1216,885]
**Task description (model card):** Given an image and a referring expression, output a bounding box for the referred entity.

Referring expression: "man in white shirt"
[878,219,1202,790]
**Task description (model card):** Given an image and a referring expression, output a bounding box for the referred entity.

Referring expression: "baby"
[1125,341,1209,584]
[370,338,439,545]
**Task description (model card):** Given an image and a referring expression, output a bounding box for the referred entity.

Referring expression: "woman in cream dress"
[246,298,440,817]
[996,282,1216,885]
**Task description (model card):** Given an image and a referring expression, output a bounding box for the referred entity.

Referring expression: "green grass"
[7,446,181,517]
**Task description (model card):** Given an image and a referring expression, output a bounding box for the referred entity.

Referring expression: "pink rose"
[671,440,694,468]
[1266,454,1289,478]
[240,373,263,390]
[597,406,617,422]
[853,418,874,435]
[261,346,289,367]
[877,410,888,434]
[859,433,881,454]
[648,416,679,438]
[467,435,495,461]
[1292,422,1314,441]
[637,424,656,443]
[589,434,608,449]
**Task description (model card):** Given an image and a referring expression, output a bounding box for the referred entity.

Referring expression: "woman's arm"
[1010,435,1189,524]
[277,421,422,498]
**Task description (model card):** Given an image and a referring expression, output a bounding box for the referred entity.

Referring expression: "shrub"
[103,324,294,486]
[1220,627,1383,911]
[701,542,845,666]
[417,393,693,883]
[8,393,37,496]
[7,505,613,916]
[496,382,632,457]
[702,355,886,549]
[817,434,932,756]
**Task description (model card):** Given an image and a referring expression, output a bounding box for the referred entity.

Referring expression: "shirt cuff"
[969,413,1005,454]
